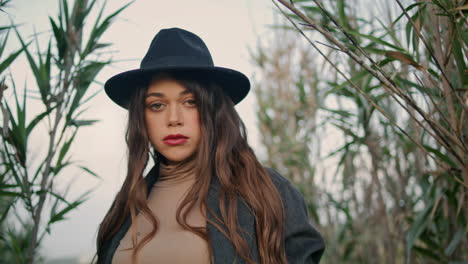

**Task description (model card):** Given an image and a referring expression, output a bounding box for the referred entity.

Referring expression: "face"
[144,78,201,163]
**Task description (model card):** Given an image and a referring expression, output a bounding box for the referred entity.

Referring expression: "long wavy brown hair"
[96,72,287,264]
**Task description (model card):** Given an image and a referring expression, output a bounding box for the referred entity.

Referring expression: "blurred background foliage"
[0,0,128,263]
[252,0,467,263]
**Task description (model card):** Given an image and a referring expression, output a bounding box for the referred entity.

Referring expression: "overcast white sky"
[4,0,276,260]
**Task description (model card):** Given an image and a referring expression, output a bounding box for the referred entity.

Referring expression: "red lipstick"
[163,134,188,146]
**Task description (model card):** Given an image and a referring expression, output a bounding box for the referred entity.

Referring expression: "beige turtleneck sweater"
[112,173,211,264]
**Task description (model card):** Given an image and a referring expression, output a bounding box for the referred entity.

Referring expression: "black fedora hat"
[104,27,250,108]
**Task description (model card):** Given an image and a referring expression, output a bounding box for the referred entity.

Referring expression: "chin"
[159,151,196,164]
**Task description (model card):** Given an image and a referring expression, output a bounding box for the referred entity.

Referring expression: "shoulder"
[265,167,290,185]
[264,167,310,222]
[264,167,305,206]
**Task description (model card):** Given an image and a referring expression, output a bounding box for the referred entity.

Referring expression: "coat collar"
[102,163,258,264]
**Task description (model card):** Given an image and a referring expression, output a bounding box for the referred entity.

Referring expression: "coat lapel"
[207,176,259,263]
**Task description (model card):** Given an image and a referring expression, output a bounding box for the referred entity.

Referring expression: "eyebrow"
[145,89,192,98]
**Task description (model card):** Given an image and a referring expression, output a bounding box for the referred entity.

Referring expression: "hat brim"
[104,66,250,109]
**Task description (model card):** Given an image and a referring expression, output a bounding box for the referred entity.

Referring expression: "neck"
[157,157,196,186]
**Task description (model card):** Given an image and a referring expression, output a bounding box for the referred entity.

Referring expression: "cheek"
[145,114,162,142]
[190,112,201,137]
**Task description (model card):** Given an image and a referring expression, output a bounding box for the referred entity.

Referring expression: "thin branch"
[275,0,466,165]
[395,0,467,113]
[272,0,464,183]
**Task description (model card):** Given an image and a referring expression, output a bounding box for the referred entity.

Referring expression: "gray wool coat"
[98,165,325,264]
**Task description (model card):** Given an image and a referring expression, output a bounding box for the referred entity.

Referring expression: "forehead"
[146,78,193,97]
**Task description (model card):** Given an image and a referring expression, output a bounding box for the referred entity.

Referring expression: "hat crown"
[140,28,214,69]
[104,27,250,108]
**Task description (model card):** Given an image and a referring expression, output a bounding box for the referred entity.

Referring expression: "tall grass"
[0,0,130,262]
[252,0,467,262]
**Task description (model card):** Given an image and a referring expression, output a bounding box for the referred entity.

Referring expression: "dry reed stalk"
[275,0,467,187]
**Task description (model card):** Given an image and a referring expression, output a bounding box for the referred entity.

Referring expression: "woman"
[96,27,324,264]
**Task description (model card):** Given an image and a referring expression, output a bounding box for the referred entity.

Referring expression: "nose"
[167,104,183,127]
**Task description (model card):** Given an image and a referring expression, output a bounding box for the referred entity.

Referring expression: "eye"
[184,99,197,107]
[148,102,165,111]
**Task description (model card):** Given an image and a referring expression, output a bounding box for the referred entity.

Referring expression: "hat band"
[140,55,214,69]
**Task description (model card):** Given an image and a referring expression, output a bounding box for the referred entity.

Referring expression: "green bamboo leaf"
[70,119,99,127]
[394,2,426,24]
[18,85,27,162]
[348,30,404,51]
[26,106,56,137]
[301,6,321,15]
[413,245,443,261]
[49,193,61,227]
[337,0,350,31]
[405,13,413,49]
[44,38,52,81]
[332,123,359,140]
[0,183,20,189]
[71,0,88,30]
[0,190,22,197]
[323,107,355,118]
[48,199,84,224]
[370,92,388,104]
[7,229,25,258]
[406,191,440,252]
[18,83,26,135]
[31,157,46,183]
[410,7,424,51]
[49,189,93,225]
[78,165,100,179]
[0,0,12,8]
[325,70,369,96]
[376,18,400,48]
[76,61,107,89]
[284,13,303,23]
[394,76,439,97]
[419,229,441,251]
[343,241,355,260]
[295,77,307,105]
[83,0,98,19]
[0,25,13,33]
[1,141,25,194]
[80,0,107,58]
[0,46,24,74]
[49,17,67,61]
[3,88,27,166]
[451,35,466,86]
[444,229,466,256]
[14,28,50,105]
[0,28,10,58]
[423,144,457,168]
[93,42,112,51]
[56,131,77,168]
[81,0,133,58]
[35,189,71,206]
[363,46,391,55]
[325,140,353,160]
[0,198,14,223]
[67,61,107,118]
[51,161,74,175]
[61,0,70,28]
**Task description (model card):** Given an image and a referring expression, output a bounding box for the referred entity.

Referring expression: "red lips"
[163,134,188,146]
